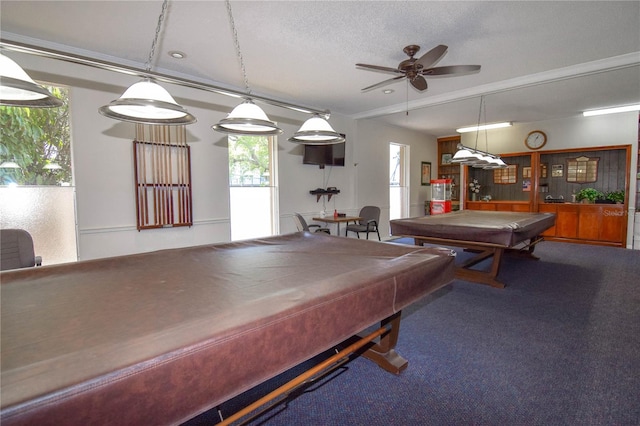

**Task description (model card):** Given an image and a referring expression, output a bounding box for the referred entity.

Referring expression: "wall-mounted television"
[303,140,345,168]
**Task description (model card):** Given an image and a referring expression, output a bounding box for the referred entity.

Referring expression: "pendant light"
[0,52,63,107]
[213,0,282,136]
[453,95,507,168]
[0,160,21,169]
[98,0,196,125]
[288,114,345,145]
[213,98,281,135]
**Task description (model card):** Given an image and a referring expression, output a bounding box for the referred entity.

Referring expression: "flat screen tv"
[303,141,345,168]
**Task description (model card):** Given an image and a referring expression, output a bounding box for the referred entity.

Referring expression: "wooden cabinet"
[538,203,626,246]
[436,136,461,207]
[466,201,531,212]
[464,144,631,246]
[538,203,559,237]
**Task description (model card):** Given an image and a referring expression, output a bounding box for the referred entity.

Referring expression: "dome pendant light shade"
[0,53,63,107]
[99,79,196,125]
[482,157,507,169]
[0,161,21,169]
[450,148,476,164]
[212,99,282,135]
[288,114,345,145]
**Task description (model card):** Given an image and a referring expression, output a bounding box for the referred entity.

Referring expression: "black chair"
[0,229,42,271]
[346,206,381,240]
[293,213,330,234]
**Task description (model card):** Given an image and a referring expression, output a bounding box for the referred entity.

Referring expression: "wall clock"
[525,130,547,150]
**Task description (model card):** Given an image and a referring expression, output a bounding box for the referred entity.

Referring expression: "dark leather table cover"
[390,210,556,247]
[1,232,454,425]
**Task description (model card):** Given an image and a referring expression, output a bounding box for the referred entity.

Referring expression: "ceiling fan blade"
[410,75,428,91]
[356,63,404,74]
[416,44,448,68]
[361,75,405,92]
[422,65,481,76]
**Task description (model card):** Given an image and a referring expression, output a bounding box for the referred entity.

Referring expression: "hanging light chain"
[144,0,169,73]
[473,95,484,151]
[225,0,251,95]
[483,96,489,152]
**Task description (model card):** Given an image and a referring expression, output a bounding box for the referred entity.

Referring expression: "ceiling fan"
[356,44,481,92]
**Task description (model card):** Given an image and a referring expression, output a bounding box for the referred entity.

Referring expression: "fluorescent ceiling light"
[456,122,512,133]
[582,104,640,117]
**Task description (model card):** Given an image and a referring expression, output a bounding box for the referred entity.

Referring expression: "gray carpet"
[187,241,640,425]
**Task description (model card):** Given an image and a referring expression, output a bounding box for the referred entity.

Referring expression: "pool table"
[1,232,455,425]
[390,210,556,288]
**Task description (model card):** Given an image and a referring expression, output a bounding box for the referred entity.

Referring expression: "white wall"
[9,50,638,255]
[12,50,439,259]
[354,118,437,228]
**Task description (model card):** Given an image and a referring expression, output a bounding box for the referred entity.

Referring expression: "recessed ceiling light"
[382,89,394,94]
[168,51,186,59]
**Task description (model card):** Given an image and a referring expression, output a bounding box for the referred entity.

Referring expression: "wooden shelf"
[310,189,340,202]
[436,136,461,201]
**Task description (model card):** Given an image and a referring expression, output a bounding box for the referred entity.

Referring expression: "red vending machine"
[430,179,452,215]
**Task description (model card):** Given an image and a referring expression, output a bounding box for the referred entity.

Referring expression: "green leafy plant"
[606,190,625,204]
[575,188,603,203]
[0,85,71,186]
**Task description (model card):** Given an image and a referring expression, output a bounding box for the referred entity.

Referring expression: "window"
[228,135,278,240]
[0,84,77,265]
[389,143,409,220]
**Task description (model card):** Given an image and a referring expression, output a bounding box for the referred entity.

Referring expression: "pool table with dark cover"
[391,210,555,288]
[1,232,454,425]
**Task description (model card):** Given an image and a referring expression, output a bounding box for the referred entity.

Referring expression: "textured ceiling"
[1,1,639,136]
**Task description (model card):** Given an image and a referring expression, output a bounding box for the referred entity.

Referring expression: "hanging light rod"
[0,39,331,119]
[456,122,512,133]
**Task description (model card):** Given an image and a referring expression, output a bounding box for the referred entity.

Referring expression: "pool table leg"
[360,311,408,374]
[455,246,506,288]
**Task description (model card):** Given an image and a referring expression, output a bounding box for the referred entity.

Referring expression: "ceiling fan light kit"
[357,44,480,92]
[0,52,63,107]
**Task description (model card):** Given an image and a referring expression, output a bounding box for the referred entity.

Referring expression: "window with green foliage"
[0,85,72,186]
[228,135,271,186]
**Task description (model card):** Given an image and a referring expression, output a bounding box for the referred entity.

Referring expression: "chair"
[293,213,330,234]
[1,229,42,271]
[346,206,381,240]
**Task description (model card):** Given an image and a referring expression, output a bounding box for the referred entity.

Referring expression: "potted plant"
[575,187,603,203]
[605,190,625,204]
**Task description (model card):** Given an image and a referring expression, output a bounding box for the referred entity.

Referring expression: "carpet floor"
[186,240,640,426]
